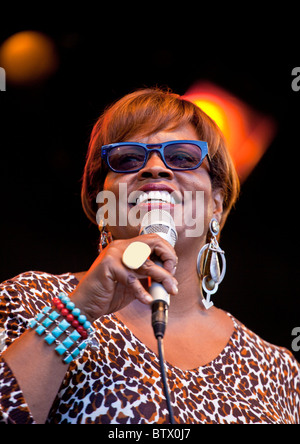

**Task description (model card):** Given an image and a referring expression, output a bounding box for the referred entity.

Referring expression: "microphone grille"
[140,209,177,247]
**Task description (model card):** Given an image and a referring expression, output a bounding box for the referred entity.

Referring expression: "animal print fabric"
[0,271,299,424]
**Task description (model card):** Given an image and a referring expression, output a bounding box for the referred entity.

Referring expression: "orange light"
[0,31,58,85]
[183,82,277,182]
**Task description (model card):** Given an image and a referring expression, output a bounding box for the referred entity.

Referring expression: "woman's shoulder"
[228,312,300,382]
[0,270,79,296]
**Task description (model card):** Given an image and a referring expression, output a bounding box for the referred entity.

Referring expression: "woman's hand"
[70,234,178,322]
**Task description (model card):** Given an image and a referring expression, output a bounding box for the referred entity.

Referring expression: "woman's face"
[101,124,223,248]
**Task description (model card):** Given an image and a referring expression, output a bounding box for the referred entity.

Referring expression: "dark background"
[0,16,299,361]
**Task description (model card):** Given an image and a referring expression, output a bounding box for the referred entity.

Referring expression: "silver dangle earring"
[196,218,226,309]
[98,219,113,253]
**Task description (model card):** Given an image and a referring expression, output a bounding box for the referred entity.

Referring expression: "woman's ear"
[212,188,224,225]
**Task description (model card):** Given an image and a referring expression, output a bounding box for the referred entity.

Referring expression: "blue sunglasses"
[101,140,210,173]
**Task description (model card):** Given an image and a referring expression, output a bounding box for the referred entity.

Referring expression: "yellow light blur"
[183,82,276,182]
[193,99,227,133]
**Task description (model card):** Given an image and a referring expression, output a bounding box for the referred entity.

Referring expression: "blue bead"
[42,306,51,314]
[42,317,53,328]
[72,308,81,317]
[52,326,63,338]
[29,319,37,328]
[62,337,74,349]
[78,341,87,351]
[71,348,81,358]
[58,319,71,332]
[78,314,87,324]
[44,333,56,345]
[55,343,67,356]
[64,354,74,364]
[35,325,46,335]
[61,295,70,305]
[66,301,75,310]
[49,310,60,321]
[36,312,44,322]
[69,330,81,342]
[83,321,91,330]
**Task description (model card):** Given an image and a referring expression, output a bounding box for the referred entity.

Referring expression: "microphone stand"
[140,209,178,424]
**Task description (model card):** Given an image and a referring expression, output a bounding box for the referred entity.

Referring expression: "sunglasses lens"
[108,145,146,172]
[164,143,202,169]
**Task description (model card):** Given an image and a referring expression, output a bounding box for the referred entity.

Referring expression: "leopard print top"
[0,271,299,424]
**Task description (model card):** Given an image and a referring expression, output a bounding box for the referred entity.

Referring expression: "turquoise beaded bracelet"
[29,292,94,364]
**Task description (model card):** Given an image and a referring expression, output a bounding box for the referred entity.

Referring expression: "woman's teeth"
[136,190,176,205]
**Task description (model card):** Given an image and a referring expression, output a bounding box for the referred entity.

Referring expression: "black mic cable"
[140,209,177,424]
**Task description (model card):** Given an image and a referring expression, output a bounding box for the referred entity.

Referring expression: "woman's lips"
[138,183,176,193]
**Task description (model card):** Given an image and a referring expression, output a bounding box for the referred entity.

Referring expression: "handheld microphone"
[140,209,177,339]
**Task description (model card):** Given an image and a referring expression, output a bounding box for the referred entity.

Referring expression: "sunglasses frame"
[101,140,210,173]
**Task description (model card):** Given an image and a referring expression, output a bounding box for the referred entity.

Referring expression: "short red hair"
[81,88,240,228]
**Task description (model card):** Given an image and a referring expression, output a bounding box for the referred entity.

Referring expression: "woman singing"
[1,88,299,424]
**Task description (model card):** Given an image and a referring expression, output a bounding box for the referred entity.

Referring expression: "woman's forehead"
[125,124,199,144]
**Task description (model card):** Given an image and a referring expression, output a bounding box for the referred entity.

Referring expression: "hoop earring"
[98,220,113,253]
[196,218,226,309]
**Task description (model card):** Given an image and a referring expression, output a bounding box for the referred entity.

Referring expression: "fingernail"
[172,282,178,294]
[144,293,153,304]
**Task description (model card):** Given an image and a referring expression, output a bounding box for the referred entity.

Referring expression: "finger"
[161,258,177,276]
[108,262,154,305]
[121,236,177,275]
[139,234,178,272]
[100,237,178,300]
[125,273,153,304]
[137,259,178,295]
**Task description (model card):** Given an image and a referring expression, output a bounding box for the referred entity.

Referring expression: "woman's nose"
[137,152,174,180]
